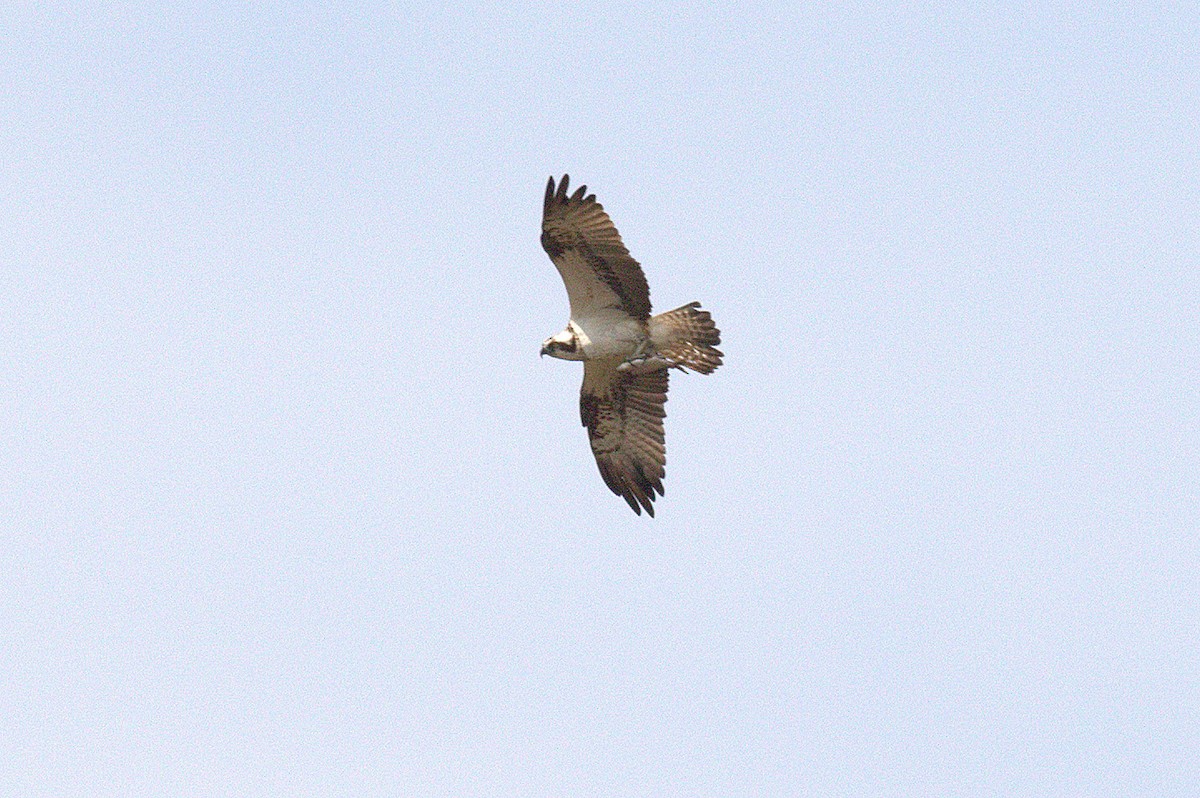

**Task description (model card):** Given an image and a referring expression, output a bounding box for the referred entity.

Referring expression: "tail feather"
[650,301,723,374]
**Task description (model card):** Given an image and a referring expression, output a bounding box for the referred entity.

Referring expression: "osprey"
[539,175,723,516]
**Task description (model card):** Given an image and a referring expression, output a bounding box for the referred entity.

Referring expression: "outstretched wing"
[580,359,668,516]
[542,175,652,321]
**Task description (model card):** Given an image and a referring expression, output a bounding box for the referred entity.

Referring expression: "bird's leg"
[617,340,676,374]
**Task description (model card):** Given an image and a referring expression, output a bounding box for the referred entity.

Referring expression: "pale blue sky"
[2,2,1197,795]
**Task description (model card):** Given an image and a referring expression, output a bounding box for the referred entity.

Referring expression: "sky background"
[2,2,1198,795]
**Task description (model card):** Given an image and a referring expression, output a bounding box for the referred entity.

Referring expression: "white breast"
[571,311,646,360]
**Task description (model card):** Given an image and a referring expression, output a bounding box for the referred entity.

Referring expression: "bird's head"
[540,328,583,361]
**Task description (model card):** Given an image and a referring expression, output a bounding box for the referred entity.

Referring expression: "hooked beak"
[539,344,549,358]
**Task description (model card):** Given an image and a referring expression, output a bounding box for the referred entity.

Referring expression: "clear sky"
[3,2,1197,795]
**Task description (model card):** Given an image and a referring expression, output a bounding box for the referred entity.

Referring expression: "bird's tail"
[649,302,723,374]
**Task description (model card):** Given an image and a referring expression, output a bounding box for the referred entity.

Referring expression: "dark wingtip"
[546,174,571,203]
[631,479,659,518]
[545,174,596,208]
[630,492,655,517]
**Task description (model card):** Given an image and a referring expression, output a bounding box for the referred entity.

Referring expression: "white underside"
[568,310,646,360]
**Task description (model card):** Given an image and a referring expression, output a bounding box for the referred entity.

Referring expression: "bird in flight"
[539,175,723,516]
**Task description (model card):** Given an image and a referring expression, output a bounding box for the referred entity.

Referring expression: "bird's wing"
[542,175,652,321]
[580,359,668,516]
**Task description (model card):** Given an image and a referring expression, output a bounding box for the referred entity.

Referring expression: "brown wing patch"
[542,175,652,320]
[580,360,669,516]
